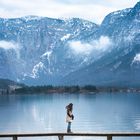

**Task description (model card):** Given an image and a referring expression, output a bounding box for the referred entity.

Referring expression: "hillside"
[0,2,140,87]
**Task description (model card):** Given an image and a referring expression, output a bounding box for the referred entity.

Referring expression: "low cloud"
[0,40,20,58]
[68,36,112,56]
[0,40,18,49]
[69,41,93,55]
[132,53,140,63]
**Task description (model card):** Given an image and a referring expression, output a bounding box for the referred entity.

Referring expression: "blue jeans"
[67,122,71,132]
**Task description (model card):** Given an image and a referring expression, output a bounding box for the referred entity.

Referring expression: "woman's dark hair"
[66,103,73,111]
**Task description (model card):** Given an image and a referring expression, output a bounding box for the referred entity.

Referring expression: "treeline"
[14,85,97,94]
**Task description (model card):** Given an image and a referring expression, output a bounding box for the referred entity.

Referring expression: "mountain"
[61,2,140,87]
[0,79,25,91]
[0,16,98,85]
[0,2,140,87]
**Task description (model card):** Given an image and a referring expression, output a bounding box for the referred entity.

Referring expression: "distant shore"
[11,85,140,94]
[1,85,140,95]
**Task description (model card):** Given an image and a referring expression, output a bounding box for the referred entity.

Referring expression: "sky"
[0,0,139,24]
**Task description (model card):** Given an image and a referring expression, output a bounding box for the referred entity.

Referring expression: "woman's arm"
[67,110,74,120]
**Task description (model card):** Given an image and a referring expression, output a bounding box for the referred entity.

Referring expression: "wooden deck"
[0,132,140,140]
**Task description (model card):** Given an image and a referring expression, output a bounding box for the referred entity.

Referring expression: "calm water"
[0,92,140,140]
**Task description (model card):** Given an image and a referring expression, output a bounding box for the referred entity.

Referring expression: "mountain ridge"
[0,2,140,87]
[0,16,99,85]
[61,2,140,87]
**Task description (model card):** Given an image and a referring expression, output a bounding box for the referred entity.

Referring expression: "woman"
[66,103,74,133]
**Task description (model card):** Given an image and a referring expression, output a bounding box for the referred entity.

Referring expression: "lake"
[0,92,140,140]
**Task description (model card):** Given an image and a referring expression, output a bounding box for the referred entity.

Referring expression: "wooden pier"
[0,132,140,140]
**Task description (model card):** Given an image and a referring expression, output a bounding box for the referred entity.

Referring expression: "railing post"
[58,135,64,140]
[13,136,18,140]
[107,135,112,140]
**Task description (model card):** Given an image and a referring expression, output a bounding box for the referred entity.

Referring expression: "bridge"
[0,132,140,140]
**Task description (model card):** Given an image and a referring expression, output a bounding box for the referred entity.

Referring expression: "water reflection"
[0,93,140,140]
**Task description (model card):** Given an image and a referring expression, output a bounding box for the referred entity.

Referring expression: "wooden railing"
[0,132,140,140]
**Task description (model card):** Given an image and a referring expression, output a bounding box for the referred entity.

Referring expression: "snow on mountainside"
[61,2,140,87]
[0,2,140,87]
[0,16,98,85]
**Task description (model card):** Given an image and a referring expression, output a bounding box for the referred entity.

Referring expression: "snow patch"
[124,35,134,42]
[61,34,71,41]
[113,61,122,69]
[112,9,131,16]
[41,51,52,65]
[22,16,42,22]
[31,62,46,78]
[134,19,140,23]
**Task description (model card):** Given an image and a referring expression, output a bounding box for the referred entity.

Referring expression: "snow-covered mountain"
[0,16,98,85]
[0,2,140,87]
[62,2,140,87]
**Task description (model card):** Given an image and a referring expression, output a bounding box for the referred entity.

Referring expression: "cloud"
[91,36,112,50]
[55,0,138,7]
[0,0,138,24]
[69,41,94,55]
[68,36,112,55]
[132,54,140,63]
[100,0,138,9]
[0,40,18,49]
[0,40,20,58]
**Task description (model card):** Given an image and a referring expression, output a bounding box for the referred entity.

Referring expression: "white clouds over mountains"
[0,0,138,24]
[0,40,20,58]
[69,36,112,56]
[0,41,18,50]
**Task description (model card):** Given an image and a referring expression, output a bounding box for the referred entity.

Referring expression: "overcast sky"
[0,0,139,24]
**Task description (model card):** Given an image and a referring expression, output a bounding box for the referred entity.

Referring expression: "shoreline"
[1,85,140,94]
[11,85,140,94]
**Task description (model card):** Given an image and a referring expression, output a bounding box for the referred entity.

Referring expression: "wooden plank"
[107,136,112,140]
[13,136,18,140]
[0,132,140,138]
[58,135,64,140]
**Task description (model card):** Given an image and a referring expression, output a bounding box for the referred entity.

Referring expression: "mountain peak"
[21,15,43,21]
[132,1,140,13]
[134,1,140,9]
